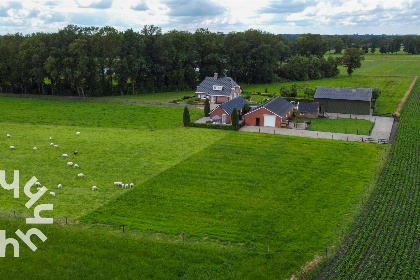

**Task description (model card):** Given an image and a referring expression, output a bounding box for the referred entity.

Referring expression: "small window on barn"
[213,85,223,91]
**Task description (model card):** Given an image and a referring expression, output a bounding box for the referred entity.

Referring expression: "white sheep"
[10,146,15,150]
[50,192,56,197]
[114,182,123,187]
[67,162,73,166]
[76,132,80,135]
[35,182,41,187]
[92,186,98,191]
[74,164,79,168]
[62,154,68,157]
[50,143,54,146]
[130,183,134,188]
[77,173,84,178]
[57,184,62,189]
[37,187,42,191]
[54,145,58,148]
[49,137,53,140]
[7,134,11,138]
[125,184,129,188]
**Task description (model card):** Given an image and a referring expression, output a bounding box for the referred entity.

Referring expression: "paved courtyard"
[239,113,394,144]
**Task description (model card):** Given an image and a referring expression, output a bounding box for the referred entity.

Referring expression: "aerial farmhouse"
[196,73,242,104]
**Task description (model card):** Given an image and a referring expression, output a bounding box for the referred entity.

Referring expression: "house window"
[222,114,227,124]
[234,93,236,98]
[213,85,223,91]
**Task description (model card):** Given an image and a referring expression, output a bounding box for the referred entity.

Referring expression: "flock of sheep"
[6,132,134,197]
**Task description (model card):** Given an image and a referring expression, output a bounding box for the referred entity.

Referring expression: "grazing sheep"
[57,184,62,189]
[74,151,78,155]
[49,137,53,140]
[35,182,41,187]
[10,146,15,150]
[7,134,11,137]
[74,164,79,168]
[92,186,98,191]
[77,173,84,178]
[62,154,68,157]
[50,192,56,197]
[67,162,73,166]
[76,132,80,135]
[54,145,58,148]
[50,143,54,146]
[33,147,37,150]
[125,184,129,188]
[37,187,42,191]
[130,183,134,188]
[114,182,123,187]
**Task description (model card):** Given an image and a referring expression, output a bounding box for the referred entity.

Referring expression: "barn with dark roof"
[314,86,373,115]
[244,96,294,127]
[210,96,248,124]
[196,73,242,104]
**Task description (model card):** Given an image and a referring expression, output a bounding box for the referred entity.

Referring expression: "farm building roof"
[246,96,294,118]
[217,96,248,115]
[314,86,373,102]
[196,76,240,96]
[298,102,319,113]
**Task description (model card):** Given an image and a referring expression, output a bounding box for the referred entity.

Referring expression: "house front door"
[256,118,260,126]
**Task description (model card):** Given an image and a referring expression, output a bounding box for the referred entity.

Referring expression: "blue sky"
[0,0,419,35]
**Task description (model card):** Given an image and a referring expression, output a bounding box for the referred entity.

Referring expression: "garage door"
[264,115,276,127]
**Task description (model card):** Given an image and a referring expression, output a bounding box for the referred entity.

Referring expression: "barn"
[314,86,373,115]
[244,96,294,128]
[210,96,248,124]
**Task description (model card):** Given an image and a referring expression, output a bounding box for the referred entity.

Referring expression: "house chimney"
[214,73,218,79]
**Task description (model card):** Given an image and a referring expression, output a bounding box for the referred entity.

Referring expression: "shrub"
[231,108,239,130]
[204,98,210,117]
[280,86,290,97]
[183,106,190,126]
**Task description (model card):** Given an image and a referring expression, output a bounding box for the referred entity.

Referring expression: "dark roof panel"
[262,96,294,117]
[196,76,240,97]
[314,86,372,101]
[219,96,248,115]
[298,102,319,113]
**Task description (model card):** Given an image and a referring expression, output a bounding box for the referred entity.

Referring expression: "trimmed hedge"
[189,121,245,131]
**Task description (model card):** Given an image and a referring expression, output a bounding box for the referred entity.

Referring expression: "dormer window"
[213,85,223,91]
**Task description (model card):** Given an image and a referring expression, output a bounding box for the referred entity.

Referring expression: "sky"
[0,0,419,35]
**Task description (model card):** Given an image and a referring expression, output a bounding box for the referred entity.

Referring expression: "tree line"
[2,26,411,97]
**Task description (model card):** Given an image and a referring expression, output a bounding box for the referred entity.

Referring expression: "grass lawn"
[0,123,227,218]
[305,118,374,135]
[81,132,386,278]
[0,95,203,130]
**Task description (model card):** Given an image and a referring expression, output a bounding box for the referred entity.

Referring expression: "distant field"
[102,90,195,103]
[0,95,203,129]
[306,118,374,135]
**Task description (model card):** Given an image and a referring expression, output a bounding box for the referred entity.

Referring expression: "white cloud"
[0,0,419,34]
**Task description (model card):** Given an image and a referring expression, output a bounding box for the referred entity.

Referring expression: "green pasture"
[305,118,374,135]
[0,95,203,130]
[82,132,385,278]
[102,90,196,103]
[0,122,227,218]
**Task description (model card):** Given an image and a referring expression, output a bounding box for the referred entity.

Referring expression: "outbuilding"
[298,102,319,118]
[210,96,248,124]
[244,96,294,128]
[314,86,372,115]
